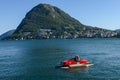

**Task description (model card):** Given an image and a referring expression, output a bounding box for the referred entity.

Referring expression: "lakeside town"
[19,28,118,40]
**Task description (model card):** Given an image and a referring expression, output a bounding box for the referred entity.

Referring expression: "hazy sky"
[0,0,120,35]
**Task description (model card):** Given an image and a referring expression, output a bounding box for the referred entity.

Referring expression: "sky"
[0,0,120,35]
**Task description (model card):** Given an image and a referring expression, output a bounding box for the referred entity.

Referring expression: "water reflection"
[64,66,88,73]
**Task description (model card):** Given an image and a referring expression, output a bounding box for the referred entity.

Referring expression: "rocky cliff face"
[8,4,117,40]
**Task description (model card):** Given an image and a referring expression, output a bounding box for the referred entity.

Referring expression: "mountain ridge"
[8,4,118,40]
[0,29,15,40]
[115,29,120,33]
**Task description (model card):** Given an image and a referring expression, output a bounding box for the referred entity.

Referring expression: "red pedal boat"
[61,56,93,69]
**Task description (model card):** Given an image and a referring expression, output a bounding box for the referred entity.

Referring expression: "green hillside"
[9,4,117,40]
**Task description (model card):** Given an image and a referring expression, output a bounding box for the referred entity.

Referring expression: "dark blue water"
[0,39,120,80]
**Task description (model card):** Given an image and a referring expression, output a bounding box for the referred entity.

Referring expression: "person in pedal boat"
[74,55,80,62]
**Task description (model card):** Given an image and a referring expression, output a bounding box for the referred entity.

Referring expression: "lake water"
[0,39,120,80]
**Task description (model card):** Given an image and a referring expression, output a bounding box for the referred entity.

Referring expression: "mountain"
[8,4,118,40]
[115,29,120,33]
[114,29,120,38]
[0,30,15,40]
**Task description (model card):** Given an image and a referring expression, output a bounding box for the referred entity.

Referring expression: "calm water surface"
[0,39,120,80]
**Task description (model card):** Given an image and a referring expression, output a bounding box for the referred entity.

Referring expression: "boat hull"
[61,63,94,69]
